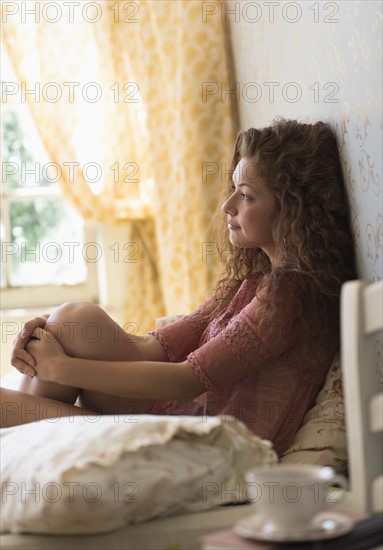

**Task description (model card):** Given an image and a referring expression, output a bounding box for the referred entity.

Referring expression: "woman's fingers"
[21,316,49,340]
[12,316,49,354]
[12,348,35,367]
[11,349,36,378]
[30,327,54,342]
[12,347,35,367]
[11,347,33,370]
[10,316,51,378]
[31,327,44,339]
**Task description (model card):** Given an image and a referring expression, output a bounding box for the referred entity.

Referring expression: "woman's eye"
[229,185,252,201]
[241,193,252,201]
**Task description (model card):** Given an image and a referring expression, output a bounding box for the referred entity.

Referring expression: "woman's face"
[221,157,280,261]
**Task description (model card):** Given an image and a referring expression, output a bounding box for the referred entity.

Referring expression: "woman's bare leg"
[18,302,157,415]
[0,387,97,428]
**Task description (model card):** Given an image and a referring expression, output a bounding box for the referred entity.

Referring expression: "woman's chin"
[229,235,261,249]
[228,235,241,247]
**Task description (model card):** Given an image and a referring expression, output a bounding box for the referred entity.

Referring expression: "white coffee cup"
[245,464,347,533]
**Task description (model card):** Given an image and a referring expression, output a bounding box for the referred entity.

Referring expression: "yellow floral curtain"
[2,0,238,332]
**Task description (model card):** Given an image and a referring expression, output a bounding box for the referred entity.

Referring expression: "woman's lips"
[228,223,240,230]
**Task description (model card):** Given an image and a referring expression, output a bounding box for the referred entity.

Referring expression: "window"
[1,49,98,309]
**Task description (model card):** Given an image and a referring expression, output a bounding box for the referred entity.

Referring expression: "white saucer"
[234,511,354,542]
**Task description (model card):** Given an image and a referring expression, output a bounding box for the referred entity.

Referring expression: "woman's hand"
[25,327,67,383]
[11,315,50,378]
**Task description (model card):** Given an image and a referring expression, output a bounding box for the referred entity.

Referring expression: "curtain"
[2,0,238,332]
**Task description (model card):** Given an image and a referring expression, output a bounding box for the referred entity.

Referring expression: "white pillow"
[1,415,277,535]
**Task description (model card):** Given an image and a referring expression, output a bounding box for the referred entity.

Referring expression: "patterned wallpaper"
[226,0,382,282]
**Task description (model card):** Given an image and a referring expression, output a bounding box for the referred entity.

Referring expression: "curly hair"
[205,117,357,343]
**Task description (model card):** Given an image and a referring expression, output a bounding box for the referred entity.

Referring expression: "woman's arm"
[139,333,169,362]
[58,357,206,400]
[26,328,206,400]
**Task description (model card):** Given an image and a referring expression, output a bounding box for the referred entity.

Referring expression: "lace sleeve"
[148,296,215,363]
[186,298,297,393]
[180,295,215,334]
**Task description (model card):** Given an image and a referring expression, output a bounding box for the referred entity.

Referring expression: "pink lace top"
[148,276,339,455]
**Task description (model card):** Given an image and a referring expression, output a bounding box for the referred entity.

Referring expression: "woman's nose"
[221,195,237,215]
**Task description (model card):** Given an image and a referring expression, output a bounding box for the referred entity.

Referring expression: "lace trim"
[186,352,219,393]
[148,330,177,363]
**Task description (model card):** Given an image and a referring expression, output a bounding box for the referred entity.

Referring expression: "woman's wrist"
[50,354,72,385]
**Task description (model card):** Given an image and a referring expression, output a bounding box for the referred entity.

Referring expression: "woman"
[1,117,356,456]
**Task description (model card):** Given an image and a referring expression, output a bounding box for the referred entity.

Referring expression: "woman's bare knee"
[43,302,144,361]
[45,302,111,356]
[47,301,101,327]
